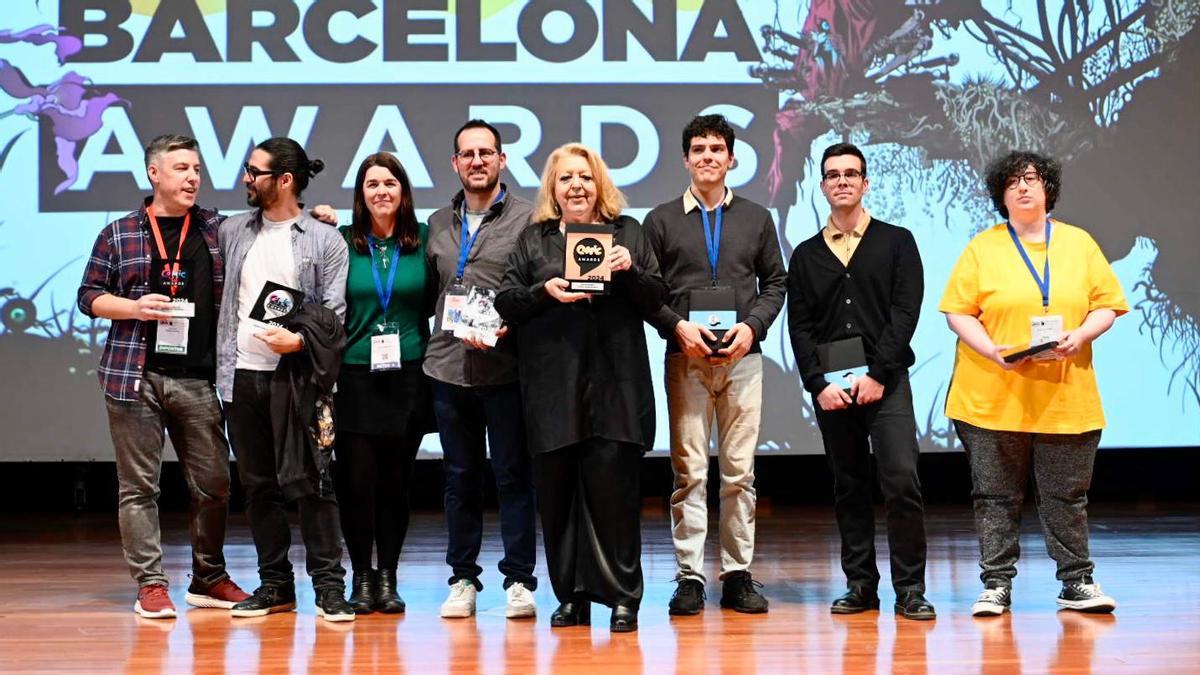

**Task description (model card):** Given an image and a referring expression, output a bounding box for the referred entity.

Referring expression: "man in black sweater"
[786,143,934,620]
[644,115,787,615]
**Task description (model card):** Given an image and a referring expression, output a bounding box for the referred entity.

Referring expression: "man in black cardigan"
[786,143,935,620]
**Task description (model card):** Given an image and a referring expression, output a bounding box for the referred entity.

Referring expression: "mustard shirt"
[939,221,1129,433]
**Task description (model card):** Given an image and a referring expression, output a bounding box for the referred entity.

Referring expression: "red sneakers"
[134,584,177,619]
[185,578,252,609]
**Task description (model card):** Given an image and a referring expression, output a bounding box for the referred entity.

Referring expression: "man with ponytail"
[215,137,355,622]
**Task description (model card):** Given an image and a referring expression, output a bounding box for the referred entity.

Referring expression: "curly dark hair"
[984,150,1062,219]
[681,114,736,155]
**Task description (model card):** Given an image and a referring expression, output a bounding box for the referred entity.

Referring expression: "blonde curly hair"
[532,142,627,223]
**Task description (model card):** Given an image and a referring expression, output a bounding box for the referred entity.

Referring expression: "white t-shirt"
[465,209,487,236]
[236,216,298,370]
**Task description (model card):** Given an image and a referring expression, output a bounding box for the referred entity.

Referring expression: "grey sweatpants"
[954,420,1101,587]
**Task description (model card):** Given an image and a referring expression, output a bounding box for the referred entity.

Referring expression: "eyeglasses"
[823,169,864,183]
[243,162,280,180]
[454,148,499,162]
[1005,171,1043,190]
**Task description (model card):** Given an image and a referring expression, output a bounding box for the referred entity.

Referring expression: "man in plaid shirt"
[76,134,251,619]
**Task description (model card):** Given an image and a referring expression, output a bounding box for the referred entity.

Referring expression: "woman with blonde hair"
[496,143,666,632]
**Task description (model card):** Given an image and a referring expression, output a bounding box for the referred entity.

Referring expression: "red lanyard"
[147,210,191,297]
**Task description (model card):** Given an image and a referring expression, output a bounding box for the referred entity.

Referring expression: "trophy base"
[567,280,608,294]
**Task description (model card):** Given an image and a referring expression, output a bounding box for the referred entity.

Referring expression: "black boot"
[550,600,591,627]
[375,569,406,614]
[610,604,638,633]
[348,569,375,614]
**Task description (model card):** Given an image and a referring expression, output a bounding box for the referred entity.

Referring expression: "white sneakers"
[440,579,478,618]
[440,579,538,619]
[971,585,1012,617]
[505,582,537,619]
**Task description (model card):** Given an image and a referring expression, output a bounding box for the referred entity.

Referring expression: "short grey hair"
[144,134,198,168]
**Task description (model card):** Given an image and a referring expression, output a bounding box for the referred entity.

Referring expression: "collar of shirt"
[682,186,734,214]
[823,207,872,243]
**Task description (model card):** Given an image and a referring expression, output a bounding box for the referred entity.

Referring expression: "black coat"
[496,215,666,455]
[272,303,346,500]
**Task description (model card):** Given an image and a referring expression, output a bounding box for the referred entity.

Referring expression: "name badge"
[441,283,470,333]
[156,318,189,355]
[370,322,402,371]
[688,286,736,352]
[1030,314,1064,361]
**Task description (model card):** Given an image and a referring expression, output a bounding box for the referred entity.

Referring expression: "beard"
[246,180,277,208]
[462,170,500,195]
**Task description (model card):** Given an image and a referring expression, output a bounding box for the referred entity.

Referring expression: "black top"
[786,218,924,395]
[144,214,216,378]
[643,194,787,353]
[495,215,667,455]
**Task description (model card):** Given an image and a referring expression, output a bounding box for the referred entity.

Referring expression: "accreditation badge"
[442,283,470,333]
[370,321,402,371]
[155,318,189,355]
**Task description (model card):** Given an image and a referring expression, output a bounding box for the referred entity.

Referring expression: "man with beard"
[786,142,934,620]
[77,134,251,618]
[424,120,539,619]
[215,137,354,622]
[643,114,787,615]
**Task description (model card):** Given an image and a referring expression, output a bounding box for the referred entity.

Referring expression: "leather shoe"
[550,601,590,627]
[375,569,406,614]
[895,591,936,620]
[831,586,880,614]
[610,605,638,633]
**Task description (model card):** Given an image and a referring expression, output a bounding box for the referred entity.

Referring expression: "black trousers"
[226,369,346,591]
[334,431,421,572]
[533,437,643,609]
[813,373,927,593]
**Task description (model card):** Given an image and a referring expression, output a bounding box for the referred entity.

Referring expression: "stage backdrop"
[1,1,1197,460]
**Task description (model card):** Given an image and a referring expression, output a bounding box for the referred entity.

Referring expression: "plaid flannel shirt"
[76,199,225,401]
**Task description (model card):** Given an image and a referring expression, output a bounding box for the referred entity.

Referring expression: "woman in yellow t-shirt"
[939,151,1128,618]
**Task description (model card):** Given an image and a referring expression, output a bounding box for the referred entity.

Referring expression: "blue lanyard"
[368,235,401,312]
[693,188,726,287]
[456,189,506,282]
[1006,217,1052,309]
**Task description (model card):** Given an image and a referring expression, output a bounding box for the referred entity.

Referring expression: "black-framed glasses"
[243,162,279,180]
[1005,171,1043,190]
[453,148,499,162]
[823,169,864,183]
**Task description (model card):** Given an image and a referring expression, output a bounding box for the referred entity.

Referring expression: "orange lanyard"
[146,210,191,297]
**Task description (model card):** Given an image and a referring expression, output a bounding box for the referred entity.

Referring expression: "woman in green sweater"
[335,152,435,613]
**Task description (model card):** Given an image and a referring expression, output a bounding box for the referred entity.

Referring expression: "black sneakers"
[1057,576,1116,613]
[316,587,356,622]
[231,584,297,618]
[668,579,706,616]
[719,571,769,614]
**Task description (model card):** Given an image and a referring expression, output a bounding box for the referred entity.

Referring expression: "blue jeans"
[432,380,537,590]
[105,371,231,588]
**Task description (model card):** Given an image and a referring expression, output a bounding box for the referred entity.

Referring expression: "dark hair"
[681,114,736,155]
[255,137,324,197]
[144,134,197,167]
[453,119,502,153]
[350,153,420,255]
[820,142,867,177]
[984,150,1062,219]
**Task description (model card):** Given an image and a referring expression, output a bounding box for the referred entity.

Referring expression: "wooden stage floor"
[0,504,1197,674]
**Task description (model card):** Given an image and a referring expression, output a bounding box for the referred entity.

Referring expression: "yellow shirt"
[821,208,871,267]
[938,221,1129,433]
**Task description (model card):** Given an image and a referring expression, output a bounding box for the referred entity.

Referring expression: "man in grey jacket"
[215,137,354,622]
[643,114,787,616]
[425,120,539,619]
